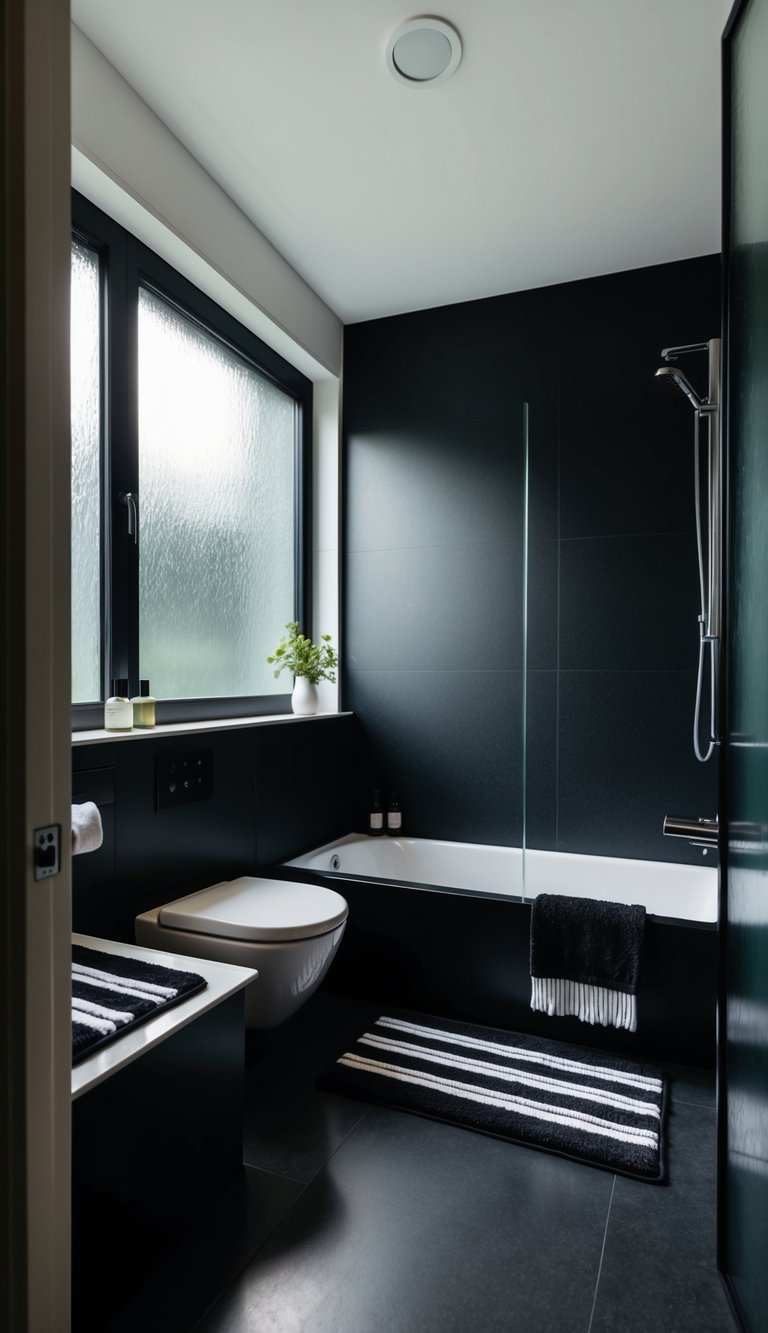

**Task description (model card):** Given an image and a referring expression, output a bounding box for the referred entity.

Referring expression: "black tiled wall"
[72,717,351,942]
[343,256,720,862]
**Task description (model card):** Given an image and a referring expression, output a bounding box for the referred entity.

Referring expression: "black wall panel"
[72,717,351,942]
[323,875,716,1066]
[254,717,351,867]
[343,255,721,861]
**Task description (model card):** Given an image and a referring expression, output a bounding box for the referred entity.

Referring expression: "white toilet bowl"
[135,876,348,1028]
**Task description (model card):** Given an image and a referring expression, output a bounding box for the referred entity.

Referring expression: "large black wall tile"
[344,287,556,436]
[559,532,701,672]
[527,391,559,544]
[526,540,558,670]
[525,671,558,851]
[346,542,525,674]
[346,670,524,846]
[558,255,721,541]
[345,424,526,555]
[254,717,351,867]
[558,670,719,863]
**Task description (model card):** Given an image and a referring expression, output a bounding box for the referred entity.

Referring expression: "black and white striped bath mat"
[72,945,207,1063]
[319,1012,667,1181]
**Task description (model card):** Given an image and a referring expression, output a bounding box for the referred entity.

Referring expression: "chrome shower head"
[654,365,703,410]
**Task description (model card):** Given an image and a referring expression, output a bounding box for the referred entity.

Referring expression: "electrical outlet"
[156,750,213,812]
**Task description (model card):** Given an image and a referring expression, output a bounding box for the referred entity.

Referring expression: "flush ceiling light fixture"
[386,17,463,87]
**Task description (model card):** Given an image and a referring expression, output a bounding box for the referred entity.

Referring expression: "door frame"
[717,2,759,1330]
[1,0,72,1328]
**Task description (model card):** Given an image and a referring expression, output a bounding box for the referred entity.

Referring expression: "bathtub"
[285,833,717,926]
[281,834,718,1065]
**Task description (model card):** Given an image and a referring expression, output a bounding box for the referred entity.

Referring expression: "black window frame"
[71,191,312,729]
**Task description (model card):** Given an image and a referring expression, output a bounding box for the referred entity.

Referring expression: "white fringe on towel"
[531,977,637,1033]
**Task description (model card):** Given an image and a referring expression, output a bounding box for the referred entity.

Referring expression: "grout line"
[345,667,699,675]
[311,1102,373,1178]
[345,538,526,556]
[556,668,697,676]
[587,1174,616,1333]
[241,1161,312,1189]
[559,529,697,545]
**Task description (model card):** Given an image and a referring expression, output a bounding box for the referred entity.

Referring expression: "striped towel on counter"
[529,894,646,1032]
[72,945,207,1062]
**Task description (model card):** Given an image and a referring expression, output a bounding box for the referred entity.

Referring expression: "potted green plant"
[267,622,338,715]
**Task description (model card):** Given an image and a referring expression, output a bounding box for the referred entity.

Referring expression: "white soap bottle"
[105,678,133,731]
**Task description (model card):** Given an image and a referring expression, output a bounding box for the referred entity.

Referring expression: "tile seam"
[587,1173,616,1333]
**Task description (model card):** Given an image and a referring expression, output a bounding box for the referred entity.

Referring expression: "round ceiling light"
[386,17,462,87]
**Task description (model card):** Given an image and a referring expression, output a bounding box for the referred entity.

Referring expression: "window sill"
[72,710,352,746]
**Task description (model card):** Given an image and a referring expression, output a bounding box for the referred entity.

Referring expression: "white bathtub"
[285,833,718,926]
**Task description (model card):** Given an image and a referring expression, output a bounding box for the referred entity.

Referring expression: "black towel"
[530,894,646,1031]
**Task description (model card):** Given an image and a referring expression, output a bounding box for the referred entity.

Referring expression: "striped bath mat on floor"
[319,1011,666,1181]
[72,945,207,1063]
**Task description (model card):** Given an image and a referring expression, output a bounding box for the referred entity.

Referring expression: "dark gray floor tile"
[107,1165,304,1333]
[243,1076,369,1184]
[243,995,379,1182]
[664,1062,716,1108]
[198,1108,613,1333]
[590,1101,734,1332]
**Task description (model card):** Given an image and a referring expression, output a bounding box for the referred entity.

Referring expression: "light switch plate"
[34,824,61,880]
[155,750,213,812]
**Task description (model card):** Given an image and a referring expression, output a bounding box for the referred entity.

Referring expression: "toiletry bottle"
[368,790,384,836]
[104,678,133,731]
[131,679,156,728]
[386,792,403,835]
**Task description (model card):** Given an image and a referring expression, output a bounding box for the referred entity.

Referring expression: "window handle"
[118,492,138,546]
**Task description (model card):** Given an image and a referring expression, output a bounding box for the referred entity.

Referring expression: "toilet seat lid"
[157,877,348,943]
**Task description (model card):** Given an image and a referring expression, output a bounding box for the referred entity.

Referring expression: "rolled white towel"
[71,802,103,856]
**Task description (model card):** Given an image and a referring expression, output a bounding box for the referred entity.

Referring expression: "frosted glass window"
[138,287,295,699]
[70,241,102,703]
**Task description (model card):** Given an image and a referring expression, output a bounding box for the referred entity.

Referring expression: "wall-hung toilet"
[135,877,348,1028]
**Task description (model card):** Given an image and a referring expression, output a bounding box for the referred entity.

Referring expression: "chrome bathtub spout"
[662,815,719,849]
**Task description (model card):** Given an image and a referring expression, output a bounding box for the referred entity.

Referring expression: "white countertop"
[71,933,257,1101]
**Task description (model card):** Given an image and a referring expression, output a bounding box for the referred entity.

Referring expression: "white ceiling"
[72,0,731,324]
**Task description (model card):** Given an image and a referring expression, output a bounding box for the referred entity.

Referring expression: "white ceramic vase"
[292,676,319,716]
